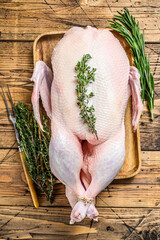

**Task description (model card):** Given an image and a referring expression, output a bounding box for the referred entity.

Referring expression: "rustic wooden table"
[0,1,160,239]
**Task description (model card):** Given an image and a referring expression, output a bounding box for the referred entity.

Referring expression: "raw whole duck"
[31,26,143,224]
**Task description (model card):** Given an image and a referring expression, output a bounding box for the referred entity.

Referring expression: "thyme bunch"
[75,54,98,139]
[108,7,154,120]
[15,101,55,203]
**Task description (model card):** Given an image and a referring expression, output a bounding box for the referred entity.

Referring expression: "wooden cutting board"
[33,30,141,179]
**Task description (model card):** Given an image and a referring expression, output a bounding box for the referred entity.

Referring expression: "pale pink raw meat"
[31,26,143,224]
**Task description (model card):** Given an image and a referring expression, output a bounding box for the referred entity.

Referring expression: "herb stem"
[107,7,154,119]
[75,54,98,139]
[15,101,55,203]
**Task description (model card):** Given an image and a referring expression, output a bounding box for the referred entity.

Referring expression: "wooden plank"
[0,106,159,152]
[0,150,160,208]
[0,205,160,239]
[0,1,160,41]
[0,41,160,150]
[0,40,159,86]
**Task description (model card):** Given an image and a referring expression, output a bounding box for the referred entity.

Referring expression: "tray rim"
[33,30,141,179]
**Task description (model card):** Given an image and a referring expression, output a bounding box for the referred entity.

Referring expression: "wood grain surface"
[0,0,160,239]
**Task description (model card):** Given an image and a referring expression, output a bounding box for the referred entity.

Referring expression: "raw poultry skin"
[31,26,143,224]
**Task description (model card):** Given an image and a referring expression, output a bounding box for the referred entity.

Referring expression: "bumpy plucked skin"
[31,26,143,224]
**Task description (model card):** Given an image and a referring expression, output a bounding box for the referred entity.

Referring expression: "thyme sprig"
[15,101,55,203]
[75,54,98,139]
[108,7,154,120]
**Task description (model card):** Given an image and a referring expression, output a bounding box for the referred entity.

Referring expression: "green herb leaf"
[15,101,55,203]
[107,7,154,120]
[75,54,98,139]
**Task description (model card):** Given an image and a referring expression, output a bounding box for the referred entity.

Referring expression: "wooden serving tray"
[33,30,141,179]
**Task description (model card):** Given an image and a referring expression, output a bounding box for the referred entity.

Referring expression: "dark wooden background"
[0,0,160,239]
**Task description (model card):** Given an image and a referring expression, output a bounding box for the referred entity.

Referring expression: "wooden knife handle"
[19,151,39,208]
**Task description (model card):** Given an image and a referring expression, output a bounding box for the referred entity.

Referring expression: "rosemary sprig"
[107,7,154,120]
[15,101,55,203]
[75,54,98,139]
